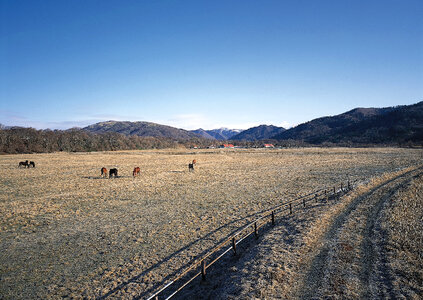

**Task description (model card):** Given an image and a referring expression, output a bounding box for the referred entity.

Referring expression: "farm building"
[220,144,235,148]
[263,144,275,148]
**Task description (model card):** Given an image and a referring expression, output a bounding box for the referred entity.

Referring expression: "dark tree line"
[0,128,214,154]
[1,126,420,155]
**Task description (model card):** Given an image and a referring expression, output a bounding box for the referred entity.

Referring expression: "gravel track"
[299,166,423,299]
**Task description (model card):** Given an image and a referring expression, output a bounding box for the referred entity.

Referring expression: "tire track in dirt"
[360,182,398,299]
[299,166,423,299]
[361,171,423,299]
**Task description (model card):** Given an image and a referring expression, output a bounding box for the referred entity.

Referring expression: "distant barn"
[219,144,235,148]
[263,144,275,148]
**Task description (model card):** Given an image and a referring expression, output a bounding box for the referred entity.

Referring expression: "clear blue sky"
[1,0,422,130]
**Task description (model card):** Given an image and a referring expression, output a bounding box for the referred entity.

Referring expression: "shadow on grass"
[98,208,282,299]
[99,199,331,299]
[82,176,132,180]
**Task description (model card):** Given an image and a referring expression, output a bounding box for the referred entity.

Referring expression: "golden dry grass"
[0,147,421,299]
[384,173,423,299]
[192,166,422,300]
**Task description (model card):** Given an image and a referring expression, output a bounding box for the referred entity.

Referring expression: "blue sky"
[1,0,422,130]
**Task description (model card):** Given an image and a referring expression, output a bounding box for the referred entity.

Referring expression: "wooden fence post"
[201,260,206,281]
[254,222,258,238]
[315,193,318,202]
[303,198,306,207]
[232,237,237,255]
[348,180,351,190]
[289,203,292,214]
[271,211,275,225]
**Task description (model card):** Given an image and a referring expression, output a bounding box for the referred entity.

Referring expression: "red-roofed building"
[263,144,274,148]
[220,144,235,148]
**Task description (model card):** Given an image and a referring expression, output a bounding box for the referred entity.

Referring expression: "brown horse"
[188,159,197,172]
[133,167,141,177]
[101,167,107,177]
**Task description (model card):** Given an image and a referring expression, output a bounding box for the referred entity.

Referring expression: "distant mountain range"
[2,101,422,148]
[82,101,422,145]
[84,122,243,140]
[192,128,243,140]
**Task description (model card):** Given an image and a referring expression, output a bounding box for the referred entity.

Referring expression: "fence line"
[145,180,354,300]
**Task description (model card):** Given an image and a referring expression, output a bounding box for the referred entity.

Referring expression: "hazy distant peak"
[189,127,244,140]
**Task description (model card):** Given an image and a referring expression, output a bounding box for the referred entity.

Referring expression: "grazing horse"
[29,161,35,168]
[188,159,197,172]
[101,167,107,177]
[19,160,29,168]
[133,167,141,177]
[109,168,118,178]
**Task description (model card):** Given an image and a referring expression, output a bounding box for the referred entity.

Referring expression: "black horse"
[18,160,29,168]
[109,168,118,178]
[29,161,35,168]
[188,163,194,172]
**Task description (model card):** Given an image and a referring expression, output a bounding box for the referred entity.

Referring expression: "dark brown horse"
[101,167,107,177]
[18,160,29,168]
[109,168,118,178]
[29,161,35,168]
[133,167,141,177]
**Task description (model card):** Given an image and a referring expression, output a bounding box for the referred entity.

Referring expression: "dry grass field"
[0,147,422,299]
[383,172,423,298]
[187,164,423,299]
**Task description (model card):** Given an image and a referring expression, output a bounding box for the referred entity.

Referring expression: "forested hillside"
[273,101,423,145]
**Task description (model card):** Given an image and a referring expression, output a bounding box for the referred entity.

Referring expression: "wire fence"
[145,180,355,300]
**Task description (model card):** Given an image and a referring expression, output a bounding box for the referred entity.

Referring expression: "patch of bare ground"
[0,148,421,299]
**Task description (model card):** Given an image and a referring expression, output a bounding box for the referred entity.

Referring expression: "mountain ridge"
[3,101,421,148]
[231,125,285,141]
[83,120,203,140]
[272,101,423,145]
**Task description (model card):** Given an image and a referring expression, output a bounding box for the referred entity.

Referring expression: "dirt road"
[299,166,423,299]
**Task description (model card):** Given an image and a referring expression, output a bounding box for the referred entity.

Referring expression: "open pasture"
[0,147,421,299]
